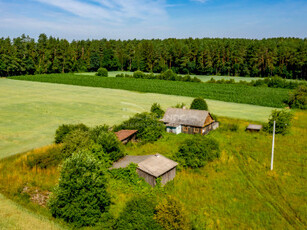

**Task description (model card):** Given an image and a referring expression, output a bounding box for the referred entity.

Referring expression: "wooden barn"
[115,130,138,144]
[161,108,219,135]
[111,154,178,187]
[137,154,178,187]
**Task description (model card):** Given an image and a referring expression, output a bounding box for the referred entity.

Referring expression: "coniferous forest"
[1,34,306,80]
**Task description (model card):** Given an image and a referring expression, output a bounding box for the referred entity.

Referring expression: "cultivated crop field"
[0,78,277,159]
[11,73,290,108]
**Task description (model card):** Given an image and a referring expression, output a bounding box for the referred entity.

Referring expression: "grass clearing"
[0,78,277,159]
[11,73,290,108]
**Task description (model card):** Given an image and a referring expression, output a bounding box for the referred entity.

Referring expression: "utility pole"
[270,120,276,170]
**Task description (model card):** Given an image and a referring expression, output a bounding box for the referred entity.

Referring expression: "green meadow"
[0,78,277,159]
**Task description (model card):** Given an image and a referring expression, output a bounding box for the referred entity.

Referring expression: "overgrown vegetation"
[150,103,165,119]
[114,112,165,143]
[264,110,293,134]
[175,135,220,168]
[11,73,290,108]
[287,85,307,109]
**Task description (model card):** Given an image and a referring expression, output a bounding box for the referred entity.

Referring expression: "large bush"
[288,85,307,109]
[190,97,208,110]
[95,131,124,162]
[96,67,108,77]
[116,196,162,230]
[150,103,165,118]
[175,135,220,168]
[54,123,89,144]
[154,196,191,230]
[264,110,293,134]
[48,151,111,227]
[133,70,146,78]
[114,112,165,143]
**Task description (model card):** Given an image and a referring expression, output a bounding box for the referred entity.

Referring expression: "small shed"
[246,124,262,132]
[137,154,178,187]
[115,130,138,144]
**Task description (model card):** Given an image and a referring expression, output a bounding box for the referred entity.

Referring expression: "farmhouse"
[111,154,178,187]
[161,108,218,135]
[115,130,138,144]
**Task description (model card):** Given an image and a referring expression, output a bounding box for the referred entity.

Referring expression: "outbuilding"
[246,124,262,132]
[111,154,178,187]
[115,130,138,144]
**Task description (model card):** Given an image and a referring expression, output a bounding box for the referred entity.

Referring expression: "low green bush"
[96,67,108,77]
[48,151,111,227]
[175,135,220,168]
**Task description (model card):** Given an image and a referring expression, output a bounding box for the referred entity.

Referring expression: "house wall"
[136,167,177,187]
[181,125,202,134]
[166,125,182,134]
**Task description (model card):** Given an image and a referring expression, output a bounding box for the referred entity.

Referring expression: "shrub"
[160,69,177,81]
[89,125,110,143]
[154,196,191,230]
[114,112,165,143]
[133,70,145,78]
[173,102,186,108]
[222,123,239,132]
[264,110,293,134]
[95,131,124,162]
[116,196,162,230]
[175,135,220,168]
[96,67,108,77]
[54,123,89,144]
[61,128,92,158]
[288,85,307,109]
[190,97,208,110]
[48,151,111,227]
[150,103,165,118]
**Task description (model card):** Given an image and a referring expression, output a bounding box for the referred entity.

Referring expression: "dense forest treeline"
[1,34,306,79]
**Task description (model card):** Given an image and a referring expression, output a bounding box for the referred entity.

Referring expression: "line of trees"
[0,34,306,79]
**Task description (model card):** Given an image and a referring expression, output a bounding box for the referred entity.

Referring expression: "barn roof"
[161,108,210,127]
[110,155,153,169]
[137,154,178,178]
[115,130,138,141]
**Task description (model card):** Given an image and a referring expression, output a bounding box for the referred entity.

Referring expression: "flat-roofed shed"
[246,124,263,132]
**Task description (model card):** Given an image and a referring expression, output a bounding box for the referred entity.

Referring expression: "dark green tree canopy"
[288,85,307,109]
[1,35,306,79]
[190,97,208,110]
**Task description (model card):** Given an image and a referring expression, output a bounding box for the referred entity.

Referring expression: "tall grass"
[11,73,289,108]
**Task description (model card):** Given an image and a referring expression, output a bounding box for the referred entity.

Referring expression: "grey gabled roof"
[161,108,210,127]
[137,154,178,178]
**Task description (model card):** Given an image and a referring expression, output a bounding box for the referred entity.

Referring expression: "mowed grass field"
[0,78,278,159]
